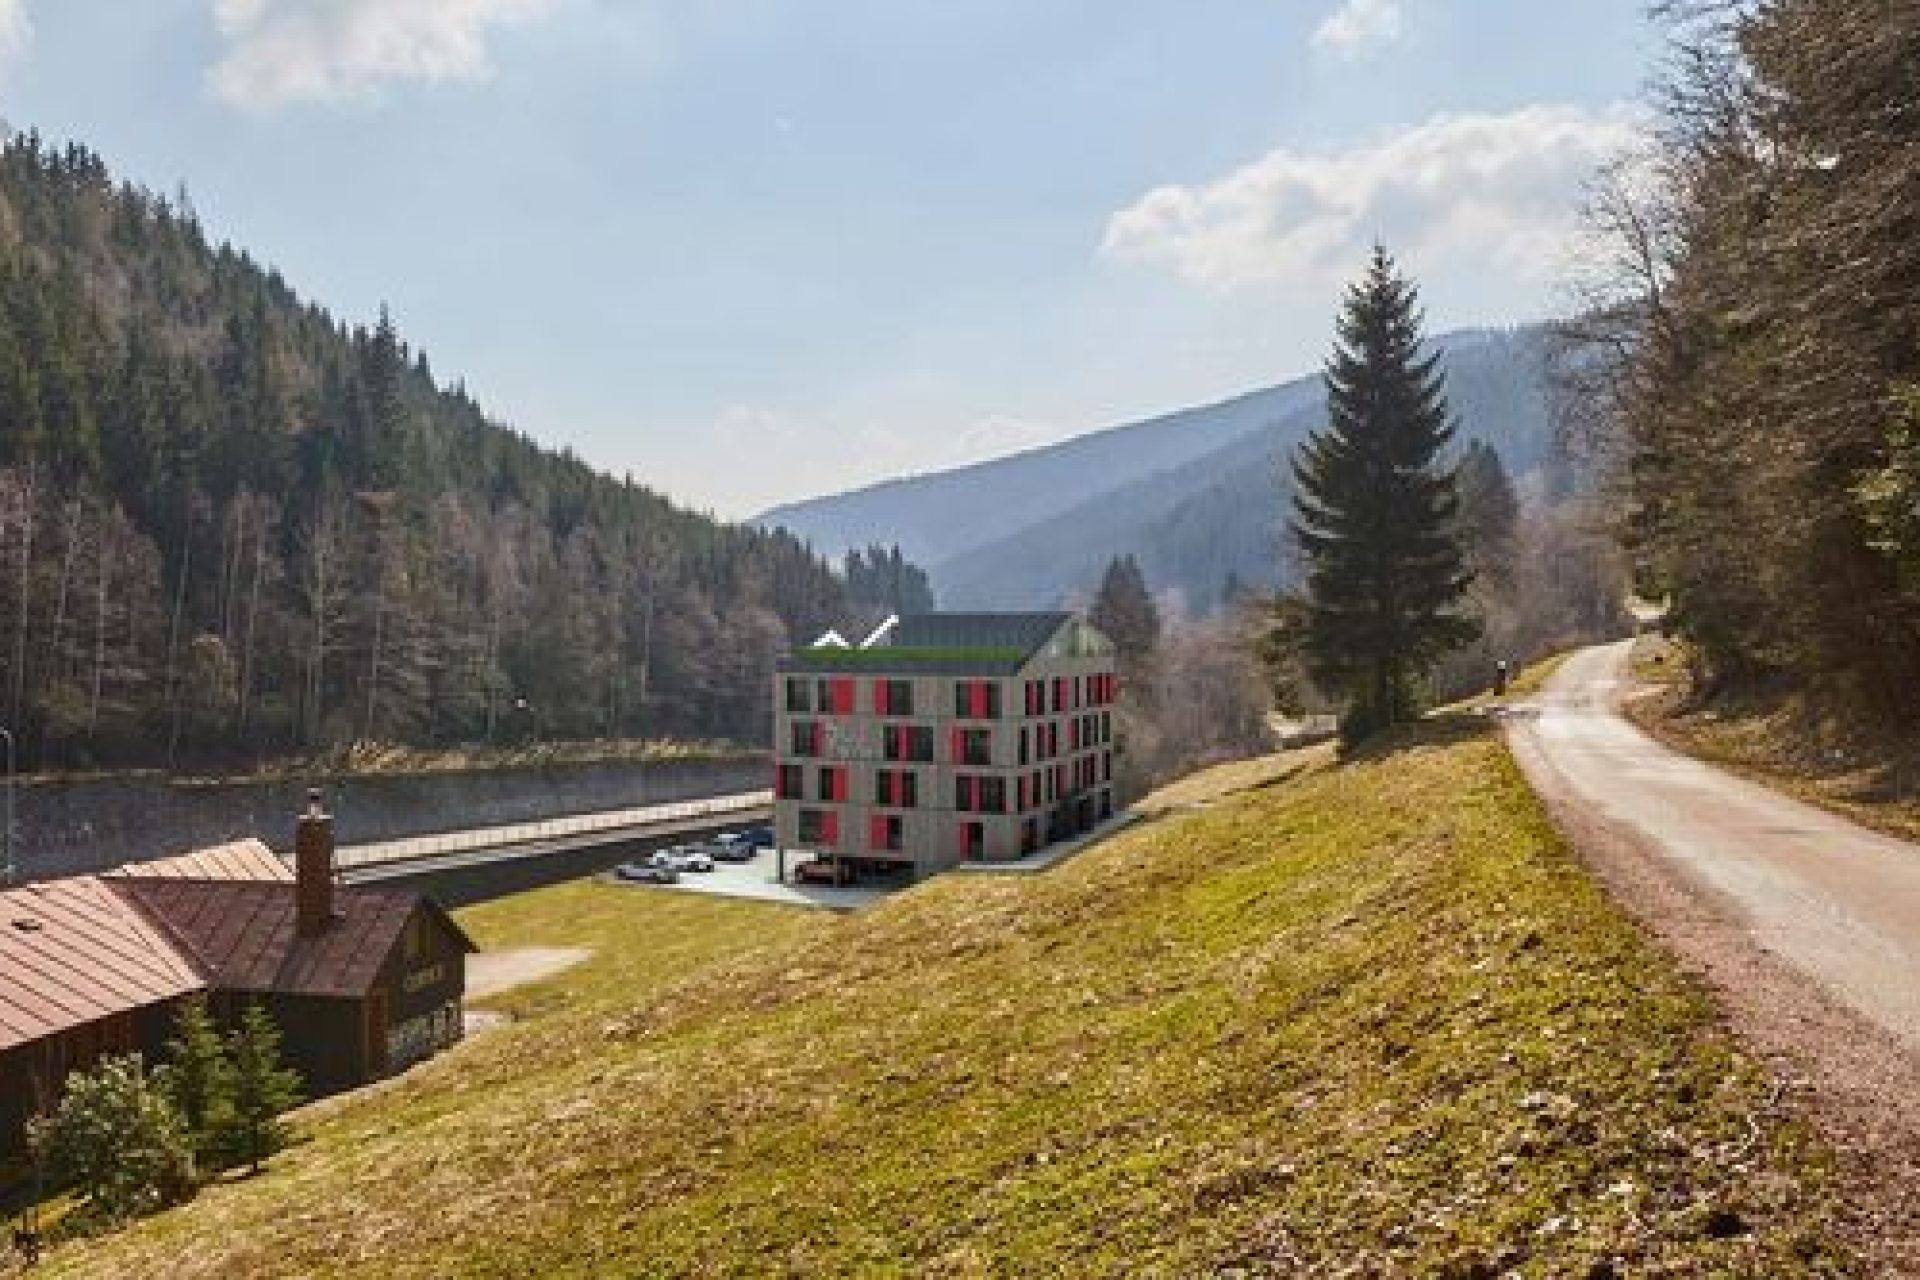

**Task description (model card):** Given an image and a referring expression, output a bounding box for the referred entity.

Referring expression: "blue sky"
[0,1,1654,516]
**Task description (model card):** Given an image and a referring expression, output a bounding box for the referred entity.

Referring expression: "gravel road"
[1508,639,1920,1268]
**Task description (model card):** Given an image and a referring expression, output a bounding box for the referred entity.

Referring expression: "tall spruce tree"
[1290,247,1476,742]
[221,1002,302,1174]
[1089,553,1160,671]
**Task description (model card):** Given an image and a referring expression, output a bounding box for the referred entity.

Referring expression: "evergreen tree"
[27,1053,197,1225]
[1290,247,1476,742]
[157,996,235,1167]
[1089,553,1160,670]
[221,1002,302,1173]
[1455,440,1520,588]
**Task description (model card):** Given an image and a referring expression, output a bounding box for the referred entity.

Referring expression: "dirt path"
[465,947,592,1000]
[1508,640,1920,1269]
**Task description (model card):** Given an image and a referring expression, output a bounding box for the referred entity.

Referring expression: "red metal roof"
[0,877,204,1052]
[103,839,293,884]
[114,879,460,999]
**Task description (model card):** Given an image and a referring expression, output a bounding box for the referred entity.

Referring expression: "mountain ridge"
[760,326,1555,611]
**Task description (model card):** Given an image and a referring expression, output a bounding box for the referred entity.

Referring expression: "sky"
[0,0,1656,518]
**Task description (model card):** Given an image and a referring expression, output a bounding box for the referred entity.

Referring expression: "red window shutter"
[870,814,888,849]
[949,727,963,764]
[872,678,888,715]
[972,681,989,718]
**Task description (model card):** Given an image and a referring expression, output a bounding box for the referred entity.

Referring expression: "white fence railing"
[333,790,772,871]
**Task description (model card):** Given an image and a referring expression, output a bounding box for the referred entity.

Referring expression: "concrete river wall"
[12,754,769,883]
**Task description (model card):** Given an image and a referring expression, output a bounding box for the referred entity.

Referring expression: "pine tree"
[1290,247,1476,742]
[157,996,235,1168]
[1089,554,1160,670]
[1455,440,1520,589]
[221,1002,302,1174]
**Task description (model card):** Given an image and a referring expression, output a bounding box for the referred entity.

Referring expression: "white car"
[650,846,713,873]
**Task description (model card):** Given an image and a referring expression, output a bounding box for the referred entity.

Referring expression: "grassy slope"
[40,722,1847,1277]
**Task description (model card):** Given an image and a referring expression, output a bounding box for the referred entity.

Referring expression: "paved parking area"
[610,847,897,911]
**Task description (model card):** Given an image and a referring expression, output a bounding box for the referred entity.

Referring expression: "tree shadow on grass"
[1337,711,1494,765]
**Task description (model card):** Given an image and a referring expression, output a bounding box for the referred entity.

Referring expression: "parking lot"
[611,844,899,911]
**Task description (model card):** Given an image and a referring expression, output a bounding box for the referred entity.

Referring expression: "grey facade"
[773,613,1120,873]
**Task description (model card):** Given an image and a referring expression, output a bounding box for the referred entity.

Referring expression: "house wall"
[772,645,1118,872]
[241,993,367,1103]
[0,1000,185,1173]
[374,909,468,1076]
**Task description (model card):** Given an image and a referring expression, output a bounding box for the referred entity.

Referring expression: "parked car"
[792,857,855,886]
[735,823,775,852]
[616,860,679,884]
[708,832,757,862]
[649,846,714,873]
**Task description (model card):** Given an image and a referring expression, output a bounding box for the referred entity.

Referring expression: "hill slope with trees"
[0,132,851,769]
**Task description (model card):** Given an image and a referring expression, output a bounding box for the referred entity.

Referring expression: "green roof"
[779,612,1080,676]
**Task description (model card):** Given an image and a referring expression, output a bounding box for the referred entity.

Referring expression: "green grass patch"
[1506,649,1573,697]
[38,722,1848,1277]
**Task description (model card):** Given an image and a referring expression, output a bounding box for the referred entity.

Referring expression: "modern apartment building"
[773,612,1120,874]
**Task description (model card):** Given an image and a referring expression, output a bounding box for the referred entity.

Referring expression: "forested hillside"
[1593,3,1920,723]
[929,328,1562,612]
[0,132,850,770]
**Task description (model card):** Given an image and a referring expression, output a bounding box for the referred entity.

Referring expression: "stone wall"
[11,754,769,883]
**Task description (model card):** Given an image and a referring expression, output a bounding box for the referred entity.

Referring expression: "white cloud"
[0,1,30,75]
[207,0,561,111]
[1100,103,1646,294]
[1311,0,1402,59]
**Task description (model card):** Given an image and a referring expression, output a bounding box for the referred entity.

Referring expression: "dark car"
[616,860,679,885]
[736,823,775,851]
[792,857,855,886]
[708,833,757,862]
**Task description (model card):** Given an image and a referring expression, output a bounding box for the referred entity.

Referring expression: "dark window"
[953,680,1002,720]
[777,764,804,799]
[816,678,833,711]
[960,728,993,766]
[883,679,913,716]
[785,678,811,713]
[789,720,819,758]
[962,821,985,860]
[1018,726,1030,765]
[979,776,1006,814]
[798,808,827,844]
[883,724,934,763]
[901,771,918,808]
[879,815,903,851]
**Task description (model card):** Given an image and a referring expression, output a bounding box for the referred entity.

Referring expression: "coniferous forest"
[0,132,858,770]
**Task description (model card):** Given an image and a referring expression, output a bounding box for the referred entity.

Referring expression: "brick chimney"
[295,787,338,938]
